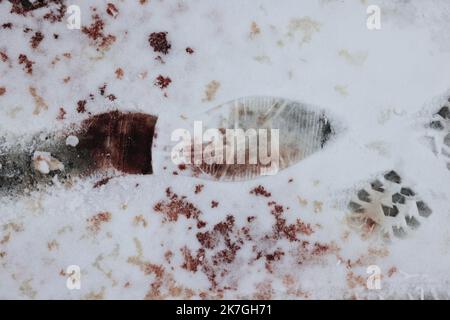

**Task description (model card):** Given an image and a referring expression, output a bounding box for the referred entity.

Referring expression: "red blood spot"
[76,100,87,113]
[250,185,271,197]
[93,177,112,188]
[194,184,204,194]
[155,75,172,89]
[106,3,119,18]
[30,31,44,49]
[18,54,34,74]
[148,32,171,55]
[57,107,66,120]
[211,201,219,208]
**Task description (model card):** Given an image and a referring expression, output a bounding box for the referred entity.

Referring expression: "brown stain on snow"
[29,87,48,115]
[78,111,157,174]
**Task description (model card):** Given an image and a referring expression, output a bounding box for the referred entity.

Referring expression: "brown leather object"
[78,111,157,174]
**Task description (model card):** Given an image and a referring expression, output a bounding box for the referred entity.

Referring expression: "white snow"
[32,151,64,174]
[65,135,79,147]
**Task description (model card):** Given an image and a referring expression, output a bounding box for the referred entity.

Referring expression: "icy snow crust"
[0,0,450,299]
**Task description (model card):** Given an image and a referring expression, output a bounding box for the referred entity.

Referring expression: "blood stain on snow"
[155,75,172,89]
[148,32,171,55]
[250,185,271,197]
[115,68,124,79]
[87,211,112,233]
[153,187,206,228]
[93,177,112,189]
[77,111,157,174]
[30,31,44,49]
[76,100,87,113]
[82,13,116,51]
[106,3,119,18]
[18,54,34,74]
[194,184,204,194]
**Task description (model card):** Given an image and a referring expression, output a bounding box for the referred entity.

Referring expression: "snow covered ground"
[0,0,450,299]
